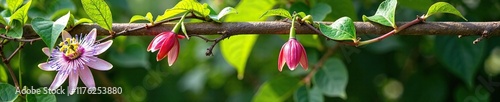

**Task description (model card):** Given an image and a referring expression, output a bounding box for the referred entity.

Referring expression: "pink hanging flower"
[278,38,308,72]
[147,31,185,66]
[38,28,113,95]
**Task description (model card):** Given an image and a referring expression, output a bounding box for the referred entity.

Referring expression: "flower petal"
[62,30,72,39]
[49,71,69,90]
[38,62,56,71]
[156,34,176,61]
[93,40,113,55]
[167,40,179,66]
[87,57,113,71]
[42,47,51,56]
[79,66,95,88]
[68,72,79,95]
[278,45,286,72]
[83,28,97,45]
[299,45,308,70]
[147,33,168,52]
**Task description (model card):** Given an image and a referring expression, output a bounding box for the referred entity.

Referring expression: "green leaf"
[6,0,23,14]
[253,76,302,102]
[129,12,153,23]
[260,8,292,19]
[318,17,357,42]
[310,3,332,21]
[81,0,113,31]
[221,0,276,79]
[294,86,324,102]
[181,21,188,39]
[362,0,397,28]
[0,16,7,25]
[155,0,210,22]
[155,9,187,23]
[0,83,18,102]
[0,65,7,82]
[9,0,31,25]
[32,12,71,50]
[425,2,467,21]
[26,89,57,102]
[214,7,238,21]
[435,36,485,88]
[313,57,348,99]
[6,20,23,38]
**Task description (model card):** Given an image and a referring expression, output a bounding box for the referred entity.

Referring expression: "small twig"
[0,34,41,43]
[205,31,231,56]
[358,16,425,46]
[302,44,340,85]
[6,42,25,61]
[190,34,215,42]
[473,23,497,44]
[0,41,21,91]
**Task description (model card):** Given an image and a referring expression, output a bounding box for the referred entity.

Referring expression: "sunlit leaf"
[81,0,113,31]
[155,0,210,22]
[362,0,397,28]
[221,0,276,79]
[435,36,485,88]
[0,83,18,102]
[155,9,186,23]
[253,75,302,102]
[26,88,56,102]
[294,86,324,102]
[129,12,154,23]
[6,0,23,14]
[212,7,237,21]
[10,0,31,25]
[313,57,348,99]
[425,2,467,21]
[32,12,71,51]
[319,17,357,42]
[6,20,23,38]
[0,65,7,83]
[260,8,292,19]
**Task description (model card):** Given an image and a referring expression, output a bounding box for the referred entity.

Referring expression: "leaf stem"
[358,16,424,46]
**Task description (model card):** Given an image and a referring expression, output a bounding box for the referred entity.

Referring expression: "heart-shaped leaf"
[435,36,485,88]
[260,8,292,19]
[6,20,24,38]
[32,12,71,51]
[313,57,348,99]
[362,0,397,28]
[81,0,113,31]
[425,2,467,21]
[319,17,357,42]
[6,0,23,14]
[0,83,18,102]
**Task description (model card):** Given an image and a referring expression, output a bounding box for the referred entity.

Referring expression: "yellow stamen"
[58,38,81,59]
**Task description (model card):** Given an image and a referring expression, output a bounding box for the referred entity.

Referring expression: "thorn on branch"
[473,23,497,44]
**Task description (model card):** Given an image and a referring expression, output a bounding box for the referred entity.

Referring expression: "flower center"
[59,38,81,60]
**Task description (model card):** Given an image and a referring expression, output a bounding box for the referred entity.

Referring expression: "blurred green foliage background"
[1,0,500,101]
